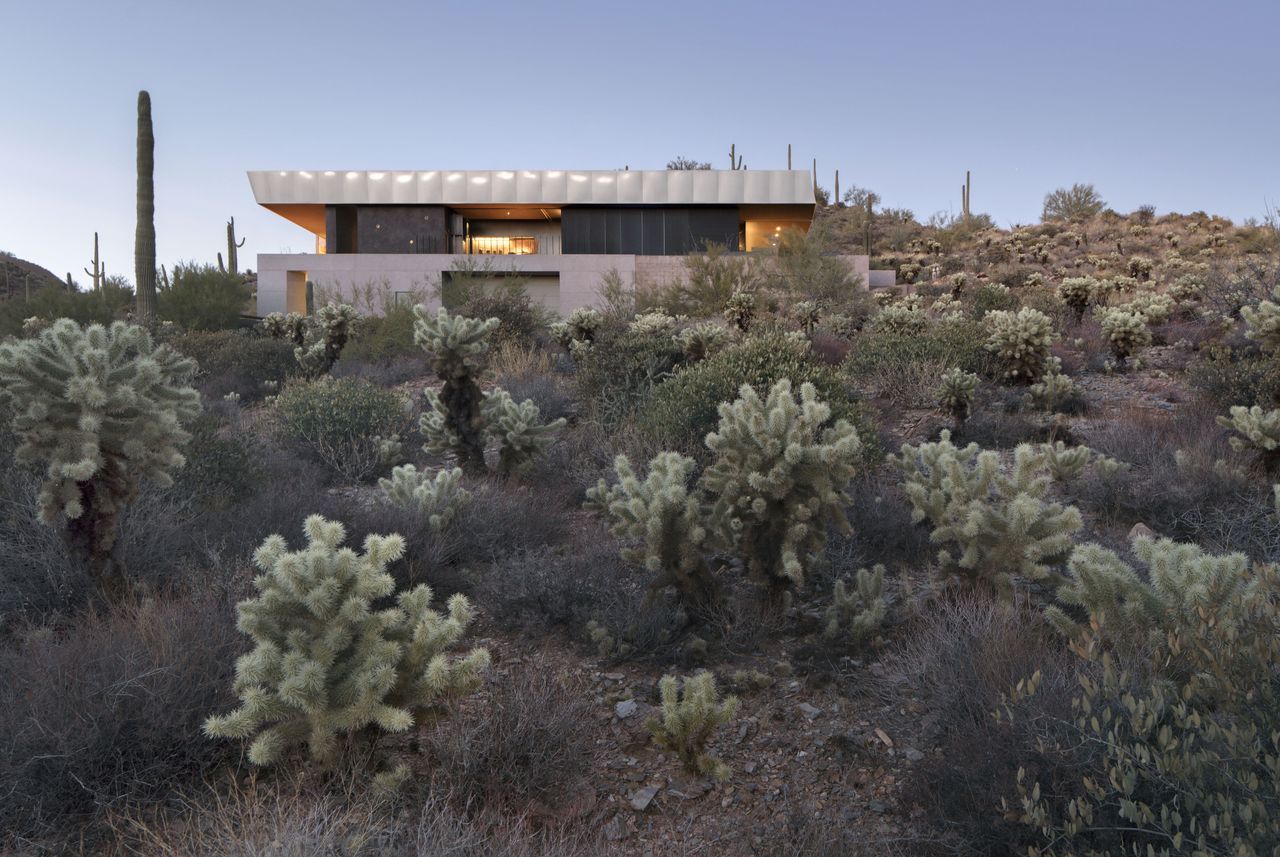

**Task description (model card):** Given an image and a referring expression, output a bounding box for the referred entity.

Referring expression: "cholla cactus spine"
[378,465,471,532]
[890,432,1082,595]
[823,564,887,643]
[585,452,718,609]
[203,515,489,766]
[937,367,979,429]
[646,671,738,781]
[0,319,199,586]
[702,379,863,595]
[984,307,1059,383]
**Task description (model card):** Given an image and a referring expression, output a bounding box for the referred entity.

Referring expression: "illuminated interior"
[744,220,808,251]
[467,235,538,255]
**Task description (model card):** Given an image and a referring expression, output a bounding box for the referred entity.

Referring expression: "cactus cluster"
[984,307,1059,383]
[1242,285,1280,352]
[646,672,739,781]
[891,432,1082,595]
[262,311,308,346]
[378,465,470,533]
[872,303,929,335]
[1217,405,1280,471]
[790,300,821,335]
[674,321,730,362]
[1026,366,1082,413]
[1097,306,1152,368]
[203,515,490,768]
[823,565,887,643]
[629,310,680,336]
[0,320,200,587]
[1056,276,1098,321]
[723,291,757,332]
[295,303,359,376]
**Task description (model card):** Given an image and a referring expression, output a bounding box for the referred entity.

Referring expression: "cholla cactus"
[1242,286,1280,353]
[378,465,470,532]
[984,307,1059,383]
[1024,272,1046,288]
[823,565,886,643]
[1131,292,1173,325]
[374,434,406,469]
[937,367,979,429]
[899,262,922,284]
[723,291,756,332]
[950,272,969,296]
[204,515,490,767]
[21,316,51,337]
[1027,369,1082,413]
[585,452,717,609]
[413,307,499,472]
[1039,440,1093,481]
[872,303,929,335]
[262,311,307,346]
[629,310,679,336]
[1097,307,1151,369]
[1169,275,1204,314]
[890,432,1082,595]
[930,293,964,321]
[0,320,200,587]
[480,388,566,477]
[1056,276,1098,321]
[550,306,604,353]
[295,303,359,376]
[702,380,863,595]
[1046,536,1255,650]
[791,300,821,335]
[1218,405,1280,471]
[646,671,738,781]
[1127,255,1154,280]
[674,322,729,362]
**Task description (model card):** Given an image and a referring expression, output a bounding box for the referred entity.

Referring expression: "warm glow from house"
[468,235,537,255]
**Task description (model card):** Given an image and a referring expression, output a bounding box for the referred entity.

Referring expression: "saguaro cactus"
[83,231,104,291]
[0,320,199,590]
[135,90,157,321]
[218,216,246,275]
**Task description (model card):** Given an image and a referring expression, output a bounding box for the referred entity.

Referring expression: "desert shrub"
[0,589,239,839]
[458,287,547,349]
[985,307,1059,383]
[273,376,408,481]
[646,671,738,780]
[341,301,419,363]
[425,666,591,810]
[1042,183,1106,222]
[643,331,877,458]
[204,515,490,774]
[972,282,1019,317]
[0,282,134,337]
[156,263,250,330]
[832,470,934,572]
[331,354,423,387]
[0,319,200,591]
[170,330,297,400]
[1186,343,1280,409]
[885,595,1083,857]
[572,326,686,426]
[450,480,573,564]
[172,409,257,510]
[891,432,1082,595]
[1011,564,1280,857]
[843,318,992,408]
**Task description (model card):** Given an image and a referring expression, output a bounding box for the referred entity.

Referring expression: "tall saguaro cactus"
[83,231,104,291]
[134,90,157,321]
[219,216,245,274]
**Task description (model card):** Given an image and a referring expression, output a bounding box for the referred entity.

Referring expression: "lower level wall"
[255,252,873,318]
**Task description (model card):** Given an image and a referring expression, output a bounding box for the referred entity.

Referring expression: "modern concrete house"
[248,168,870,316]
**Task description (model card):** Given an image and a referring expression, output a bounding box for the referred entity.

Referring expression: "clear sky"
[2,0,1277,284]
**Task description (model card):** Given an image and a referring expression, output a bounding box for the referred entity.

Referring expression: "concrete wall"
[256,252,636,317]
[868,269,897,289]
[256,251,874,317]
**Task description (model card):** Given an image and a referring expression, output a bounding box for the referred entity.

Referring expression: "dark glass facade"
[561,206,740,255]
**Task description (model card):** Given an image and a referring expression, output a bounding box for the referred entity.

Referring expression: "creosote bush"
[204,515,490,770]
[646,671,738,781]
[0,319,200,589]
[273,376,408,482]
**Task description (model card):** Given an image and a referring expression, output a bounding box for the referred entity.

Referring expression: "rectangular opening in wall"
[286,271,309,314]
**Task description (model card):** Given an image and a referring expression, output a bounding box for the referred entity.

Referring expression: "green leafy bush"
[643,332,877,458]
[342,302,419,363]
[458,287,547,349]
[574,327,685,427]
[169,330,297,400]
[844,318,992,407]
[273,377,408,481]
[156,263,250,331]
[0,282,134,338]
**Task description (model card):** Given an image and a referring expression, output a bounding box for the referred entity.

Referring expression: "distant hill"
[0,252,65,299]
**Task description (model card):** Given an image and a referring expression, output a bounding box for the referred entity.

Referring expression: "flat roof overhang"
[248,169,817,208]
